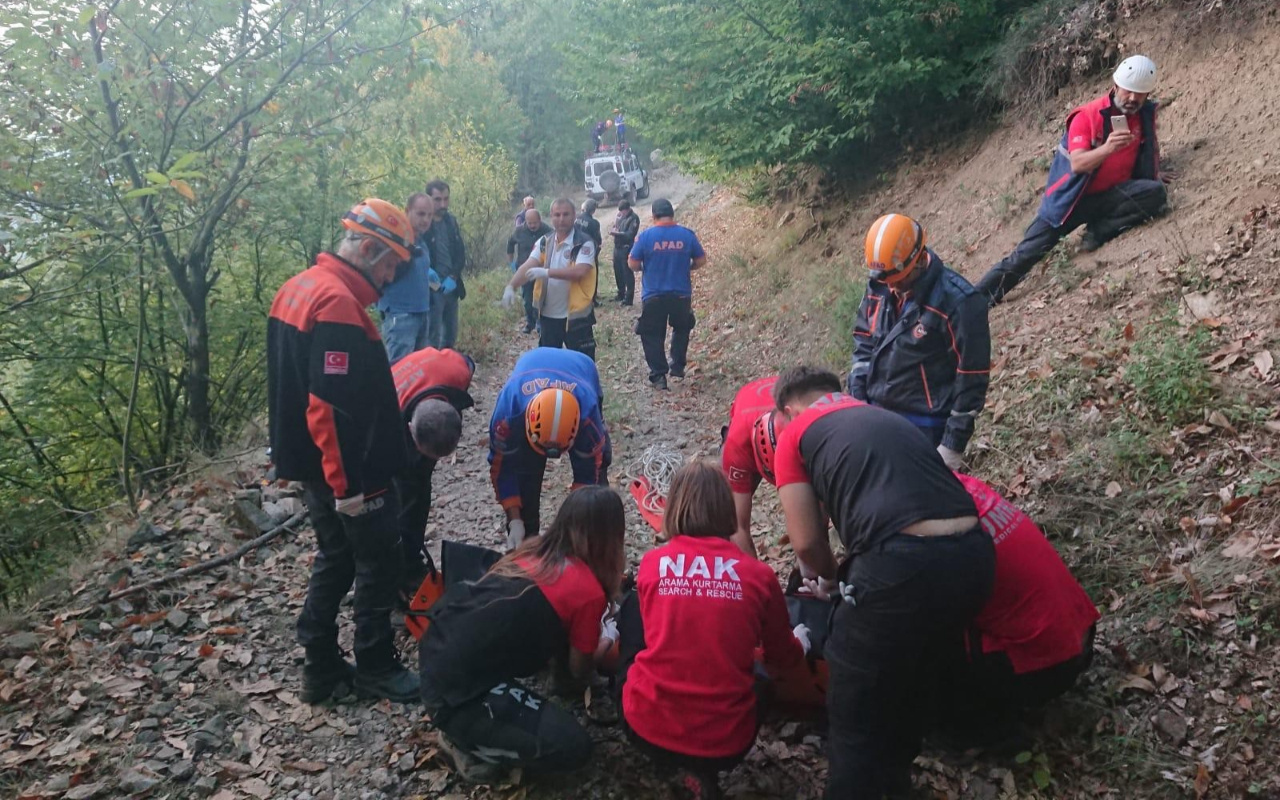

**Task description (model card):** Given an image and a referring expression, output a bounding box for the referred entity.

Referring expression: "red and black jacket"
[267,253,409,498]
[391,347,476,465]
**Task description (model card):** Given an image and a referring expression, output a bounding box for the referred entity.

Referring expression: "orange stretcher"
[629,476,666,534]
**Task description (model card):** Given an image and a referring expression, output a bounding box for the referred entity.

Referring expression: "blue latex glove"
[427,269,442,291]
[509,260,519,272]
[441,276,457,295]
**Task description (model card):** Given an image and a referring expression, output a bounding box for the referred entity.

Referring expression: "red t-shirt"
[721,376,778,493]
[623,536,805,758]
[1068,109,1141,195]
[773,393,864,487]
[516,556,607,655]
[957,474,1100,673]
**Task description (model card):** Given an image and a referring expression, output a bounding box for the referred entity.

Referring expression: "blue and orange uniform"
[488,348,611,532]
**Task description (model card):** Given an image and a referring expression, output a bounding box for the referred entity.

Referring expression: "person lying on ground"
[488,347,610,549]
[849,213,990,472]
[617,460,809,800]
[773,365,995,800]
[389,347,476,599]
[418,486,626,783]
[978,55,1167,306]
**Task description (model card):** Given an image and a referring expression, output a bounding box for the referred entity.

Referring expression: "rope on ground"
[628,443,685,515]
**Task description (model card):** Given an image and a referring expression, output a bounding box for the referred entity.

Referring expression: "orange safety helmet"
[525,388,581,458]
[752,411,781,485]
[342,198,415,262]
[865,213,927,285]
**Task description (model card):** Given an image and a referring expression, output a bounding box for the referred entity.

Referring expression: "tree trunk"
[182,288,213,452]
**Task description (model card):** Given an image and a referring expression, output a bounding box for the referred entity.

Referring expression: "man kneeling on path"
[267,199,421,704]
[978,55,1167,306]
[488,347,610,549]
[390,347,476,597]
[772,366,995,799]
[504,198,598,359]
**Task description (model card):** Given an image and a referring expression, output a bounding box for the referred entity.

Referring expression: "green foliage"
[1125,314,1216,425]
[567,0,1038,177]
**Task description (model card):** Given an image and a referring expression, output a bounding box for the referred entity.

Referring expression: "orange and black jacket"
[847,252,990,452]
[268,253,409,498]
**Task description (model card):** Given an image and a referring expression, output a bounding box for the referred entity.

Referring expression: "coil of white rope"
[629,443,684,515]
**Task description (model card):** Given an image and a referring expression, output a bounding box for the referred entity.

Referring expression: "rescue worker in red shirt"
[938,474,1100,742]
[978,55,1166,306]
[850,213,989,471]
[719,375,779,556]
[618,461,810,800]
[267,198,421,704]
[390,347,476,594]
[772,366,995,800]
[418,486,625,782]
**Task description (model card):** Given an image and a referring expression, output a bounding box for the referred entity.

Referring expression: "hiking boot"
[669,364,685,379]
[523,322,536,334]
[649,375,668,391]
[355,663,421,703]
[438,735,505,784]
[1079,230,1104,252]
[300,658,356,705]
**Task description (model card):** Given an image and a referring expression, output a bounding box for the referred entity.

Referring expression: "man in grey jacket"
[425,179,467,349]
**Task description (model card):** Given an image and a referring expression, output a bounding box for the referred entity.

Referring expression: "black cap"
[651,198,674,218]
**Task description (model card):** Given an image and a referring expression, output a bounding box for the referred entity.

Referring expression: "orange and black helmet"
[342,198,416,262]
[525,388,581,458]
[751,411,781,485]
[865,213,927,285]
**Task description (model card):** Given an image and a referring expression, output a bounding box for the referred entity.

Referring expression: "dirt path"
[0,164,828,800]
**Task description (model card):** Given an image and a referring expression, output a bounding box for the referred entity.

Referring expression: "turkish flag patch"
[323,351,349,375]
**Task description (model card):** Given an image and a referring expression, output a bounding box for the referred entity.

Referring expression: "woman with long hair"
[419,485,626,782]
[619,460,809,799]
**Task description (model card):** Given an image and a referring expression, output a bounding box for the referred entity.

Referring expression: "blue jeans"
[429,291,459,349]
[380,311,431,364]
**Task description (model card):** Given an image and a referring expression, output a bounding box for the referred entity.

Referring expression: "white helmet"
[1114,55,1157,93]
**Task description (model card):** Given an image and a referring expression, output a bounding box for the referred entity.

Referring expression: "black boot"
[301,653,356,704]
[355,662,421,703]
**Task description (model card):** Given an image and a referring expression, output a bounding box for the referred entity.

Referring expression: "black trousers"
[522,283,537,329]
[539,316,597,361]
[393,459,437,572]
[613,248,635,302]
[824,529,995,800]
[935,623,1096,745]
[977,179,1167,305]
[635,294,695,380]
[427,681,593,774]
[510,458,611,534]
[296,483,403,671]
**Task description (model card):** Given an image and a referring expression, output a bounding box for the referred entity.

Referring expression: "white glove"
[937,445,965,471]
[334,493,365,516]
[501,285,517,309]
[793,624,812,655]
[506,518,527,550]
[600,616,619,644]
[526,267,549,282]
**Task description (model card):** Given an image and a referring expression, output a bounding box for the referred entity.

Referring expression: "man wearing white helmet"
[978,55,1167,306]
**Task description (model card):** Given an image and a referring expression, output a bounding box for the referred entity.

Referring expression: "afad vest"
[1037,94,1159,226]
[532,228,597,321]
